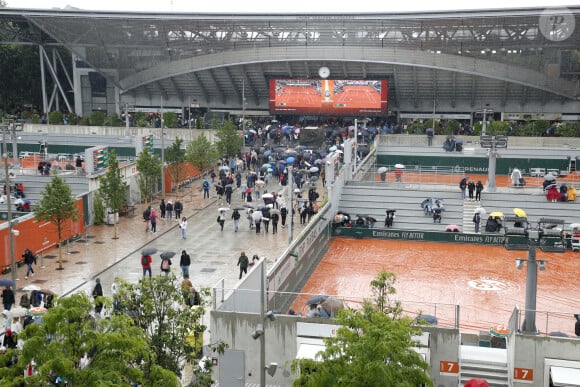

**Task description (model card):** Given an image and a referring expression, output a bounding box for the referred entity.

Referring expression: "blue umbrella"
[416,314,438,325]
[282,125,292,134]
[329,145,337,152]
[267,167,273,172]
[286,157,295,164]
[264,150,272,157]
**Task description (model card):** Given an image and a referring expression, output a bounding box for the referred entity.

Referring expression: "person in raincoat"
[252,209,263,234]
[567,185,577,201]
[511,168,522,187]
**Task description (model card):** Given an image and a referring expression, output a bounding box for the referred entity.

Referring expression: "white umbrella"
[378,167,388,173]
[23,284,41,291]
[474,207,487,215]
[262,193,274,199]
[219,165,230,171]
[218,207,230,212]
[8,307,28,319]
[544,173,556,181]
[335,149,343,154]
[395,163,405,169]
[309,166,319,173]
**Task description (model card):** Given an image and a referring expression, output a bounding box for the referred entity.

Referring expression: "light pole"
[160,95,166,201]
[505,218,565,334]
[477,105,493,136]
[1,124,17,287]
[479,135,507,193]
[250,261,277,386]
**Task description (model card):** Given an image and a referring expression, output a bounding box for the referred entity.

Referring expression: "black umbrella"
[306,294,328,306]
[548,331,569,337]
[141,247,157,256]
[233,206,246,211]
[160,251,176,259]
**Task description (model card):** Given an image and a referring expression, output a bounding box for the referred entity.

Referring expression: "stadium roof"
[1,7,579,113]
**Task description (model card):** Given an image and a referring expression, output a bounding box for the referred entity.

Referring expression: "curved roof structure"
[1,7,579,115]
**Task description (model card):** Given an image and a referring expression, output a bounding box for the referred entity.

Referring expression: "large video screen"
[269,79,388,115]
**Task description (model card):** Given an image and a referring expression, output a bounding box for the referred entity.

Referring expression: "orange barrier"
[163,162,202,193]
[0,199,85,270]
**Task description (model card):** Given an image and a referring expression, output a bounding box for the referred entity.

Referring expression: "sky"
[9,0,579,13]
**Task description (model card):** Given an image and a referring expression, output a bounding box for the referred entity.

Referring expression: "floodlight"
[265,310,276,321]
[251,323,264,340]
[266,362,278,377]
[538,260,547,271]
[515,259,524,270]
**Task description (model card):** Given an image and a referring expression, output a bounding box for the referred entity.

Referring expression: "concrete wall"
[378,134,580,149]
[23,124,215,144]
[512,334,580,386]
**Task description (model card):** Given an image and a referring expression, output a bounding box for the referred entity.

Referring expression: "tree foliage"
[113,275,227,382]
[34,175,79,270]
[1,293,179,386]
[98,150,126,238]
[215,118,242,158]
[136,148,161,204]
[186,133,218,175]
[292,270,432,387]
[166,137,187,193]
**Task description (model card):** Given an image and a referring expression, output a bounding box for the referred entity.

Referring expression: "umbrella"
[548,331,569,337]
[465,379,489,387]
[160,251,176,259]
[248,129,257,134]
[22,284,41,291]
[386,209,396,213]
[243,204,255,208]
[256,204,266,209]
[306,294,328,306]
[320,297,344,316]
[225,183,233,189]
[329,146,337,152]
[40,288,57,296]
[569,223,580,230]
[0,279,15,287]
[141,247,158,256]
[474,207,487,215]
[262,193,274,199]
[513,208,527,218]
[377,166,388,173]
[433,207,446,212]
[219,165,230,171]
[218,207,230,212]
[27,306,47,317]
[233,206,246,211]
[445,225,460,232]
[7,307,28,319]
[256,180,265,185]
[286,157,295,164]
[335,150,343,154]
[262,163,271,169]
[235,159,243,166]
[489,211,504,217]
[267,167,273,173]
[270,208,281,216]
[395,163,405,169]
[544,173,556,181]
[309,166,320,173]
[314,159,323,165]
[490,324,509,337]
[416,314,438,325]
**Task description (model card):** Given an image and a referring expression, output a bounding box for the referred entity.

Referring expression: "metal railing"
[212,286,460,328]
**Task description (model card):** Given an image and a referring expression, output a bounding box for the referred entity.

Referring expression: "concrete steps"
[460,346,509,387]
[462,199,482,234]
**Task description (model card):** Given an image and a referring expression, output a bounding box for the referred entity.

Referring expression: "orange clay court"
[294,238,580,336]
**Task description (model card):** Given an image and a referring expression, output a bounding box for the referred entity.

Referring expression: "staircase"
[462,199,482,233]
[460,346,509,386]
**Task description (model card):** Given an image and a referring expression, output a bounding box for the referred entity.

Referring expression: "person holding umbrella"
[160,255,172,276]
[2,285,15,311]
[140,248,155,277]
[92,278,104,314]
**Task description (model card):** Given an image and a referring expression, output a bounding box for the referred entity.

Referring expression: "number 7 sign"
[439,361,459,374]
[514,367,534,382]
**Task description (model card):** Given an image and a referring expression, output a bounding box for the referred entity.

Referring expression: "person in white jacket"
[179,217,188,239]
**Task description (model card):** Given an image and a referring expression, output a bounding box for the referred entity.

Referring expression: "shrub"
[89,110,106,126]
[32,114,41,124]
[67,113,78,125]
[48,111,63,124]
[93,192,106,225]
[163,112,179,128]
[104,112,122,127]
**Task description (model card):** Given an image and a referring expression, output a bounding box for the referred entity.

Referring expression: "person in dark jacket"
[280,206,288,227]
[475,180,484,201]
[174,200,183,220]
[159,199,166,219]
[575,314,580,337]
[1,286,15,311]
[179,250,191,278]
[237,252,249,279]
[3,329,17,349]
[22,248,36,279]
[232,209,241,232]
[92,278,104,314]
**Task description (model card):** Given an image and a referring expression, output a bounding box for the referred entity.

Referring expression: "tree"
[34,175,79,270]
[98,150,126,239]
[5,293,179,386]
[215,118,242,159]
[113,275,227,382]
[292,270,432,387]
[186,133,218,176]
[136,148,162,204]
[166,137,187,195]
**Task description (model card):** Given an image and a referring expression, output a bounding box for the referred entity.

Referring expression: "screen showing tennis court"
[269,79,388,115]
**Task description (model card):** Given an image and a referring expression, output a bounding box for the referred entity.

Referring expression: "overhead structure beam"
[241,65,260,106]
[451,72,457,108]
[207,68,226,105]
[412,66,418,109]
[119,46,579,100]
[392,66,401,110]
[191,72,210,104]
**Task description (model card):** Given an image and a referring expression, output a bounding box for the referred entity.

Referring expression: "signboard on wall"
[269,79,387,115]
